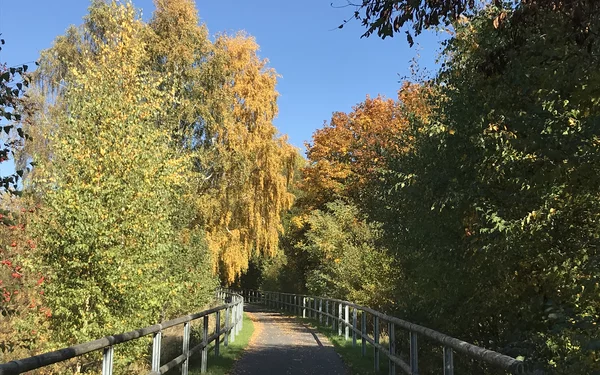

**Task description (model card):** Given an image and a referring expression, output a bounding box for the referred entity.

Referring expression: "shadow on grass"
[187,313,254,375]
[280,314,390,375]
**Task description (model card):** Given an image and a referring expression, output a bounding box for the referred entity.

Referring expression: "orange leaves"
[302,82,433,209]
[303,91,417,207]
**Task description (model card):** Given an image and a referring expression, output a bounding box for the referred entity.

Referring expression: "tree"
[302,83,424,210]
[32,1,193,353]
[300,201,398,310]
[195,33,298,283]
[148,1,299,284]
[371,3,600,372]
[340,0,598,45]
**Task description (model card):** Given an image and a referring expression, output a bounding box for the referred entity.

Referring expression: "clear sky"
[0,0,443,153]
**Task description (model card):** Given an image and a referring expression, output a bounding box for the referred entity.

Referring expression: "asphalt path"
[230,305,349,375]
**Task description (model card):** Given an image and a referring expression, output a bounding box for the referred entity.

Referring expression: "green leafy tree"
[340,0,597,45]
[371,3,600,372]
[32,1,192,354]
[299,201,398,310]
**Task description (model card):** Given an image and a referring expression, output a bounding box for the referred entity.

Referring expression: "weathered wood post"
[102,346,114,375]
[443,347,454,375]
[374,316,380,372]
[182,321,191,375]
[230,304,236,344]
[302,296,306,318]
[352,308,357,347]
[410,332,418,375]
[344,304,350,341]
[361,311,366,357]
[215,311,221,357]
[294,295,297,316]
[200,316,208,373]
[238,299,244,333]
[325,300,330,326]
[338,303,343,336]
[151,329,162,372]
[224,306,230,347]
[389,322,396,375]
[319,298,323,324]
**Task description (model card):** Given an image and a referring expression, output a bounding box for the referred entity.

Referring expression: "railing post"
[443,347,454,375]
[352,308,357,347]
[238,300,242,333]
[374,316,380,372]
[215,310,221,357]
[231,305,236,342]
[325,300,330,326]
[151,330,162,372]
[224,305,230,347]
[389,322,396,375]
[200,315,208,373]
[319,298,323,324]
[344,304,350,341]
[302,296,306,318]
[361,311,366,357]
[294,295,298,316]
[182,321,191,375]
[102,346,114,375]
[238,300,244,333]
[410,331,418,375]
[338,303,343,336]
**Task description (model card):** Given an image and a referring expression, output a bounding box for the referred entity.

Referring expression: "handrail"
[0,289,244,375]
[237,289,542,375]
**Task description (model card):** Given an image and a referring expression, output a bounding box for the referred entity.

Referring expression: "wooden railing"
[0,290,244,375]
[238,289,542,375]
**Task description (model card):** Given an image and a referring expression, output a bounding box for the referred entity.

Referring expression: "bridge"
[0,289,542,375]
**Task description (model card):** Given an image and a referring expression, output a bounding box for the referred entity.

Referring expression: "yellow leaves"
[290,215,307,229]
[192,32,297,283]
[568,117,577,127]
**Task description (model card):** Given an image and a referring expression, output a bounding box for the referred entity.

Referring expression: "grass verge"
[188,313,255,375]
[299,317,390,375]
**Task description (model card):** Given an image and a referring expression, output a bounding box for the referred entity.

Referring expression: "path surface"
[230,305,349,375]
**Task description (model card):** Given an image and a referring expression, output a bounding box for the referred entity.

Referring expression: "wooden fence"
[0,290,243,375]
[238,289,543,375]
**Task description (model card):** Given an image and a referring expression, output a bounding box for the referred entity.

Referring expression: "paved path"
[230,305,349,375]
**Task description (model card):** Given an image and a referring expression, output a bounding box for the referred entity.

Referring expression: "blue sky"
[0,0,443,153]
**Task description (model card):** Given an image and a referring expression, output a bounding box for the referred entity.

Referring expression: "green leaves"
[30,1,214,355]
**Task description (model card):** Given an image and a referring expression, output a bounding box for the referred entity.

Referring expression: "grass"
[297,316,390,375]
[188,312,255,375]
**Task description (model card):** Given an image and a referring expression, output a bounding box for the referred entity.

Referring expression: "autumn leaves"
[1,0,297,367]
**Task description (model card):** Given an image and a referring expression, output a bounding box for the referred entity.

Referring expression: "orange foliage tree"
[302,82,427,208]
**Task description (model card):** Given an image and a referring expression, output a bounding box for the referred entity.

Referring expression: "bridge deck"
[230,304,348,375]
